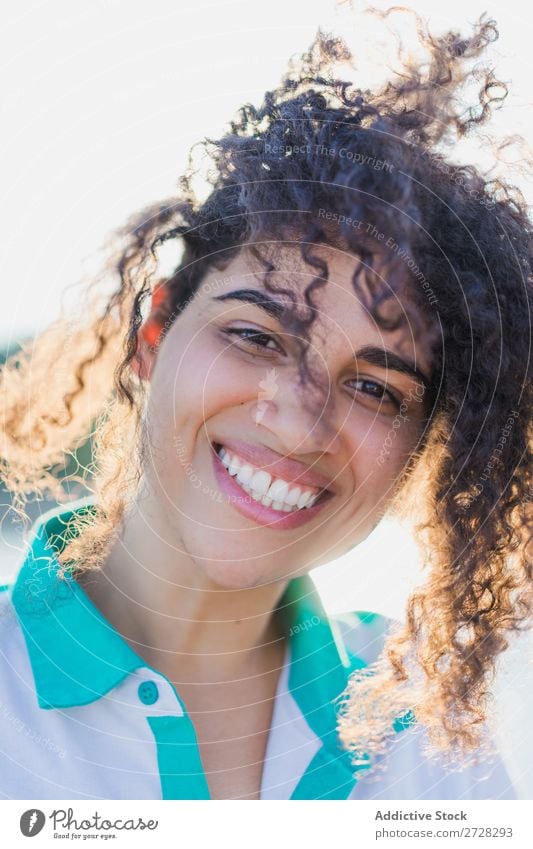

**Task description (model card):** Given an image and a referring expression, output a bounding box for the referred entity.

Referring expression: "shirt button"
[138,680,159,705]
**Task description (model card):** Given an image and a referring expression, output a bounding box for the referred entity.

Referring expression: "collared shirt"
[0,497,517,800]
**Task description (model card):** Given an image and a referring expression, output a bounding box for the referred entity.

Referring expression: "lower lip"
[210,443,333,530]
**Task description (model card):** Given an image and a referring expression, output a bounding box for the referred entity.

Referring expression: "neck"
[79,494,289,685]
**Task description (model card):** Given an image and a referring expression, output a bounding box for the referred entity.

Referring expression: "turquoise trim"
[278,575,374,799]
[6,496,416,800]
[355,610,379,625]
[9,497,146,708]
[393,709,417,732]
[147,716,210,800]
[290,745,369,800]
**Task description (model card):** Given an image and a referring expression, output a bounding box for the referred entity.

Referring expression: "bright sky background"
[1,0,532,794]
[2,0,531,344]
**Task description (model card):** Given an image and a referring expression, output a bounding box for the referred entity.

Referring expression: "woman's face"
[142,244,432,588]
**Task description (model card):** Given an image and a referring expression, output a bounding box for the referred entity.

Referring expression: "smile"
[216,444,326,512]
[210,441,334,529]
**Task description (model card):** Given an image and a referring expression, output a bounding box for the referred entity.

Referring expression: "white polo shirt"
[0,497,517,800]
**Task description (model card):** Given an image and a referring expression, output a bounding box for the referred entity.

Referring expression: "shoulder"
[0,580,33,695]
[347,719,518,800]
[0,579,24,653]
[329,608,398,669]
[328,608,517,800]
[0,580,16,631]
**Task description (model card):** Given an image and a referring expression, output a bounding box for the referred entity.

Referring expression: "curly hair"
[1,7,531,774]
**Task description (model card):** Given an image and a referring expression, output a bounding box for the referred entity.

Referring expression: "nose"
[250,373,342,457]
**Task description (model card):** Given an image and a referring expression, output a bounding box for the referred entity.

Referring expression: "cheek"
[345,415,420,501]
[147,330,260,443]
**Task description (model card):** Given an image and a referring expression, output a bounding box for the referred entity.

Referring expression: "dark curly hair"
[1,6,531,771]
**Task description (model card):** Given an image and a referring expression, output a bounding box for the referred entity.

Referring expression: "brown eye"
[223,327,284,354]
[349,378,399,408]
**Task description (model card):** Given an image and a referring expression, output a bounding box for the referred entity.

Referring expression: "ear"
[131,332,157,381]
[131,283,168,381]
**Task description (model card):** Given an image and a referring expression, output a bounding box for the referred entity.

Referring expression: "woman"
[0,12,531,800]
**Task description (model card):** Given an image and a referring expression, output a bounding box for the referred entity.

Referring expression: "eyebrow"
[212,288,285,320]
[353,345,430,391]
[212,288,431,388]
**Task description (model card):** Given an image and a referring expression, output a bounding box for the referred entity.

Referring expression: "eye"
[348,378,399,408]
[222,326,284,355]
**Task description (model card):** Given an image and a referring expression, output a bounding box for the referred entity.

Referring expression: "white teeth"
[240,481,263,502]
[267,478,290,502]
[297,490,313,509]
[284,486,302,506]
[236,463,255,485]
[216,444,328,513]
[249,470,272,496]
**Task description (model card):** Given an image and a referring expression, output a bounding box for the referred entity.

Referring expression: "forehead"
[197,242,434,377]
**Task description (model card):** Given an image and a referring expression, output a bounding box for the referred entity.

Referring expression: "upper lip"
[212,437,338,494]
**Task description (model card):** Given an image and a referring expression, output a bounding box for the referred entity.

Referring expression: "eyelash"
[222,326,400,408]
[223,326,282,352]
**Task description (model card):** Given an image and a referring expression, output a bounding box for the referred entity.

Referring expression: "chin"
[201,561,280,591]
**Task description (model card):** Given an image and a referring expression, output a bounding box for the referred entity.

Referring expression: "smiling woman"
[129,244,434,571]
[0,9,531,801]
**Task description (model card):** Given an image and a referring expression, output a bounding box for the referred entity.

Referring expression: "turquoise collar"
[10,497,144,709]
[9,497,361,712]
[8,497,409,798]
